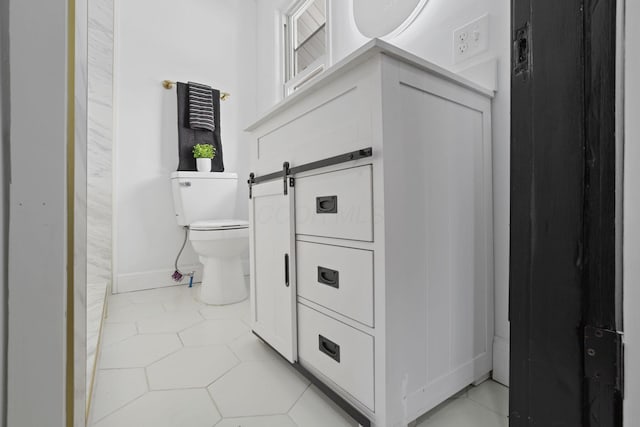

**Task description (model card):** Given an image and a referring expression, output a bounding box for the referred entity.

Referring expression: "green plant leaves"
[192,144,216,159]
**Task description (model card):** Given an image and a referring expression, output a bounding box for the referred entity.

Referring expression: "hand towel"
[176,82,224,172]
[187,81,216,132]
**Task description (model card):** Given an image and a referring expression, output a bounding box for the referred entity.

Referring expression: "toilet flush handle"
[179,181,192,187]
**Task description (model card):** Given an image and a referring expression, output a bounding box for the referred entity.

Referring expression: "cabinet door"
[249,179,297,362]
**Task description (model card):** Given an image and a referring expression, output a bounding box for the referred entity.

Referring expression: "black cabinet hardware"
[283,162,290,195]
[248,173,255,199]
[284,254,289,287]
[316,196,338,213]
[248,147,372,188]
[318,335,341,363]
[317,266,339,288]
[290,147,372,175]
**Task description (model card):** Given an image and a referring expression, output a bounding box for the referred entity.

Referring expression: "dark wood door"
[510,1,622,426]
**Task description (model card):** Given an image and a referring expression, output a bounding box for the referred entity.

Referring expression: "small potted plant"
[193,144,216,172]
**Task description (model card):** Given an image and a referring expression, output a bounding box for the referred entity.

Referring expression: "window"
[284,0,328,96]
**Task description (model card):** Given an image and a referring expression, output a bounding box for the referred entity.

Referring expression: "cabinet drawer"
[297,241,374,327]
[298,304,374,410]
[295,165,373,242]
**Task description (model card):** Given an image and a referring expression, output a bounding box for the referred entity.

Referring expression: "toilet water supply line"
[172,226,195,287]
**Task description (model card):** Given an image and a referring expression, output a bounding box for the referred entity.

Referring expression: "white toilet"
[170,171,249,305]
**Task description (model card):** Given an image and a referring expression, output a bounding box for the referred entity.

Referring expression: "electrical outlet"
[453,14,489,64]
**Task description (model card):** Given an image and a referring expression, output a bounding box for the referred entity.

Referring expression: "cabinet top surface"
[245,38,494,132]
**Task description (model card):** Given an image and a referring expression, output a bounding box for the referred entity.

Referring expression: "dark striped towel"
[187,82,215,132]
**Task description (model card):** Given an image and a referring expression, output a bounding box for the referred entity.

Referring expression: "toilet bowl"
[189,219,249,305]
[170,171,249,305]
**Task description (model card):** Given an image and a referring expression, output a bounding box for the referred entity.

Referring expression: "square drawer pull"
[316,195,338,213]
[317,266,339,289]
[318,334,341,363]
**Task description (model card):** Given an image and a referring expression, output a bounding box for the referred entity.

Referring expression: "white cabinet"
[296,240,374,327]
[249,179,297,363]
[295,165,374,241]
[297,304,375,410]
[247,39,494,427]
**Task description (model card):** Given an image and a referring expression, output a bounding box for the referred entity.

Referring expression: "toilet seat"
[190,219,249,231]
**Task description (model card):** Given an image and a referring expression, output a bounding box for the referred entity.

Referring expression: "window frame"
[283,0,330,97]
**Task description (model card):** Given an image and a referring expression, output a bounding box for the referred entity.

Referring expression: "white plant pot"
[196,158,211,172]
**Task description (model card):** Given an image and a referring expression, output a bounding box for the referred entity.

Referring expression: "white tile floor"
[89,284,508,427]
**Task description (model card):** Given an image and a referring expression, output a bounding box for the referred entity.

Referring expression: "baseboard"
[492,335,510,386]
[407,351,493,423]
[115,265,203,293]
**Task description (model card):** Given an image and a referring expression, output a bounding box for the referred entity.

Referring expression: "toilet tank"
[170,171,238,226]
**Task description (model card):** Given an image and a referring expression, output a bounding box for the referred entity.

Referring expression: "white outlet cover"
[453,14,489,64]
[353,0,429,39]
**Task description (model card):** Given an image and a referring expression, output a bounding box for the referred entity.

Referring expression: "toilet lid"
[190,219,249,231]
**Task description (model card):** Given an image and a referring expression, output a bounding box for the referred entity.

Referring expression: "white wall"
[0,0,8,422]
[74,0,89,423]
[7,0,70,425]
[113,0,257,292]
[255,0,511,385]
[86,0,113,406]
[255,0,289,115]
[255,0,370,115]
[624,0,639,424]
[88,0,114,288]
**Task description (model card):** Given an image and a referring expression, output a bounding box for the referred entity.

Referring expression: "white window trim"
[282,0,330,97]
[284,56,326,97]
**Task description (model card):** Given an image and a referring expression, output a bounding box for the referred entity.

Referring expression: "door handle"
[317,266,339,289]
[318,335,341,363]
[316,195,338,213]
[284,254,290,287]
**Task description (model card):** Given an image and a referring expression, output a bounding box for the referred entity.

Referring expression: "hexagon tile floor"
[88,284,508,427]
